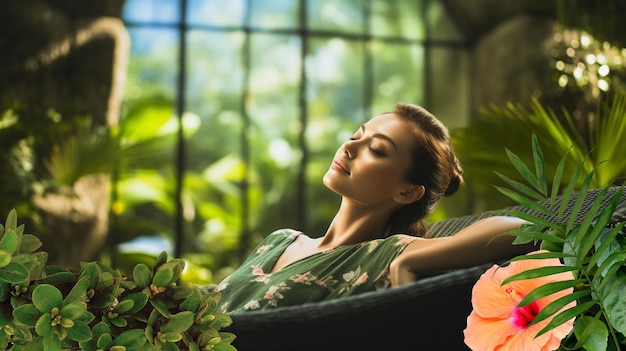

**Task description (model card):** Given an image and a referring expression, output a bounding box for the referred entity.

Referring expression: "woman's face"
[323,112,419,207]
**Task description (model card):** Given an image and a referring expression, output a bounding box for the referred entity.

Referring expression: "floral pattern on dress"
[263,282,290,307]
[216,229,417,313]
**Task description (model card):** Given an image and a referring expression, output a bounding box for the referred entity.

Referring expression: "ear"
[394,185,425,205]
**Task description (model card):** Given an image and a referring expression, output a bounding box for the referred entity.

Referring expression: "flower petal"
[464,311,518,350]
[471,265,514,319]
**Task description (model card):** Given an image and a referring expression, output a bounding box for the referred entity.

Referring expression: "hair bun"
[444,157,464,197]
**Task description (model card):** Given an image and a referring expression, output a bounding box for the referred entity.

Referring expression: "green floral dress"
[215,229,416,314]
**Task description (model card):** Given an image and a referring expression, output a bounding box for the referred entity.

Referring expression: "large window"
[119,0,468,280]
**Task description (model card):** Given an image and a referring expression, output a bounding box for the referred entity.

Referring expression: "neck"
[319,199,395,249]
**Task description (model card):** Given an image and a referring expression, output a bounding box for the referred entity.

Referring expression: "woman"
[214,102,534,313]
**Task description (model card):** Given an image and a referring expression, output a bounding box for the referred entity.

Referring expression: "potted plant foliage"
[0,209,237,351]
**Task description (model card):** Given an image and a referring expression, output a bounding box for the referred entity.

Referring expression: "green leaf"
[160,311,195,334]
[32,284,63,312]
[0,250,12,268]
[123,292,149,315]
[18,234,42,254]
[60,302,87,320]
[42,328,62,351]
[180,288,202,312]
[66,320,92,342]
[114,298,135,314]
[96,333,113,348]
[149,298,171,318]
[133,264,152,288]
[601,274,626,336]
[506,251,574,263]
[499,209,559,230]
[111,316,128,328]
[589,225,625,270]
[493,186,553,215]
[517,279,586,307]
[501,229,566,245]
[557,156,585,220]
[4,210,17,232]
[38,272,77,285]
[0,262,30,284]
[531,132,548,195]
[0,230,18,254]
[573,315,608,351]
[158,259,185,283]
[549,144,570,202]
[529,289,590,327]
[78,262,101,289]
[213,342,237,351]
[34,312,53,336]
[494,171,546,201]
[152,267,174,287]
[536,300,597,338]
[112,329,147,348]
[505,148,541,192]
[501,265,579,285]
[64,276,89,305]
[154,252,168,272]
[13,304,42,327]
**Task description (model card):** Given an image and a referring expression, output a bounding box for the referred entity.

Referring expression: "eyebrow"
[360,125,398,150]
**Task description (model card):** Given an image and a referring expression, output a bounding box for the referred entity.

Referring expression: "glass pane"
[117,27,179,253]
[306,37,365,235]
[308,0,365,34]
[125,27,178,98]
[185,30,245,255]
[430,47,470,129]
[248,33,302,233]
[123,0,180,24]
[187,0,245,27]
[426,0,464,41]
[249,0,299,29]
[371,41,425,114]
[371,0,425,40]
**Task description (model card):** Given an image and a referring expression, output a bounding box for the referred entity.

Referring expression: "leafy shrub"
[0,209,236,351]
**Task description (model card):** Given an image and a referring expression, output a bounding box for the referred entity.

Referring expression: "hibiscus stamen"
[505,287,540,329]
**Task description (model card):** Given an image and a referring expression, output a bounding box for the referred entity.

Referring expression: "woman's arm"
[389,216,535,286]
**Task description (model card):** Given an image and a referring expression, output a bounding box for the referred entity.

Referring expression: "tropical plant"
[0,209,236,351]
[468,133,625,350]
[451,91,626,211]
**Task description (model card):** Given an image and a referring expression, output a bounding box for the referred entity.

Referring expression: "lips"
[331,160,350,174]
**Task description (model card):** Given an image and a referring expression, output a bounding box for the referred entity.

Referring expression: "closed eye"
[369,146,385,156]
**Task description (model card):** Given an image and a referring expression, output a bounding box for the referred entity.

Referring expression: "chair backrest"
[426,186,626,239]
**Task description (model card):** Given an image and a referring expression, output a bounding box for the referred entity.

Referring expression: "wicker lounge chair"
[221,187,626,351]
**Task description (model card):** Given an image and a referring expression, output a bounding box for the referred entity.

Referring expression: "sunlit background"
[1,0,625,286]
[117,0,470,282]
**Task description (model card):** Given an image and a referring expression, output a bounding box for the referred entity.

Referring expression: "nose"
[343,139,356,159]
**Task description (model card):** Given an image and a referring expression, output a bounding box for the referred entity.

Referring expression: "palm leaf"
[517,279,587,307]
[530,289,591,328]
[506,251,575,262]
[505,148,542,193]
[492,130,626,347]
[500,229,566,245]
[494,171,546,202]
[493,186,553,215]
[531,133,548,195]
[536,300,598,338]
[501,265,581,285]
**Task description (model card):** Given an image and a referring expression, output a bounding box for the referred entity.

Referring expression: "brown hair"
[386,102,464,237]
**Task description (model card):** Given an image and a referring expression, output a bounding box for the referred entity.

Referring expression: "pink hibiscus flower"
[464,250,576,351]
